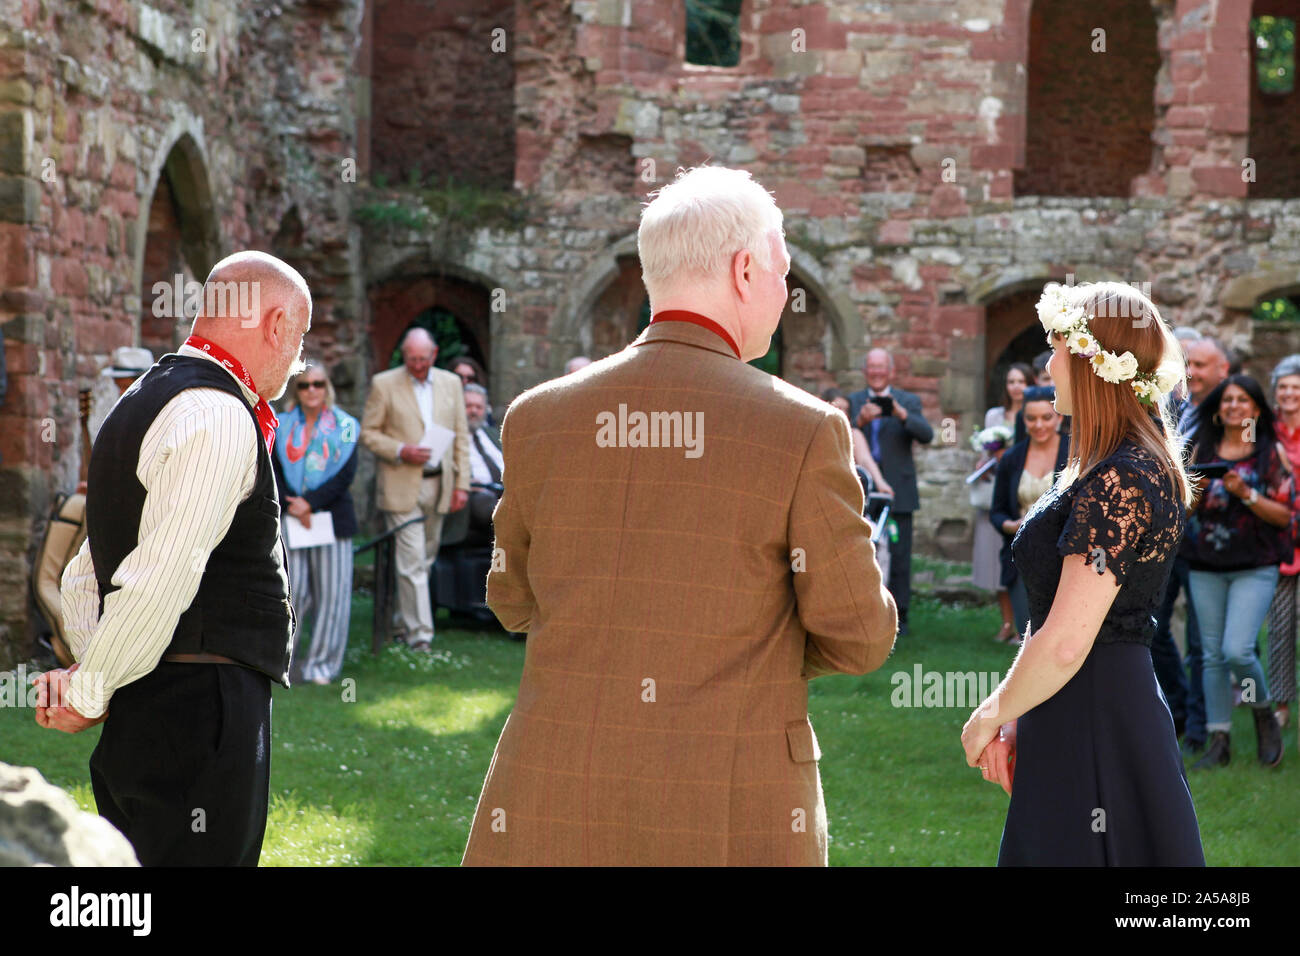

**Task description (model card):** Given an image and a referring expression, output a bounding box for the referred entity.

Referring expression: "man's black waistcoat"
[85,354,294,686]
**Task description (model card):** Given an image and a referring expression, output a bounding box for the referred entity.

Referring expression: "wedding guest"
[463,383,504,545]
[1032,350,1052,387]
[1153,333,1229,751]
[1267,355,1300,733]
[273,359,360,685]
[973,363,1033,642]
[452,356,488,390]
[42,251,310,865]
[847,349,934,636]
[989,390,1069,643]
[453,356,495,428]
[1183,375,1289,769]
[964,280,1204,866]
[822,387,892,498]
[360,328,471,651]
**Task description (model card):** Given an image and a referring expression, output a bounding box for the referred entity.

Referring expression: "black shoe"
[1253,706,1283,767]
[1190,731,1229,770]
[1181,734,1206,756]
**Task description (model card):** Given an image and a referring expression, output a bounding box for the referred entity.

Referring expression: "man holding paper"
[361,328,470,650]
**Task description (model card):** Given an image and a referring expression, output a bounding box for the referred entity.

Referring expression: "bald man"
[40,250,311,865]
[846,348,934,637]
[361,328,470,650]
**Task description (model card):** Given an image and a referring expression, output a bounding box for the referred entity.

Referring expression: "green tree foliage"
[686,0,742,67]
[1252,16,1296,94]
[1253,295,1300,323]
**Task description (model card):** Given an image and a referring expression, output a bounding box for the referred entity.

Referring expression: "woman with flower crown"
[961,280,1205,866]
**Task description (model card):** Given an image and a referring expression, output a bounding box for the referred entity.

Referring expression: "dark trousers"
[1152,555,1205,742]
[890,511,914,626]
[89,661,272,866]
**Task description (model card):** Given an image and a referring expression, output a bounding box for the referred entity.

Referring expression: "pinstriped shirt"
[59,345,260,718]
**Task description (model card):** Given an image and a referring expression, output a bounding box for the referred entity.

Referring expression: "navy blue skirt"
[998,641,1205,866]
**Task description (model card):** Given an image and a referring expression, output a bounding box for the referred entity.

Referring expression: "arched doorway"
[983,286,1052,410]
[367,273,492,379]
[138,135,220,357]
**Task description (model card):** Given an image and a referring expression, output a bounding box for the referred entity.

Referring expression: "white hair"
[637,165,784,294]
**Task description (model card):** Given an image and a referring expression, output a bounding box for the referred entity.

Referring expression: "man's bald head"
[864,348,895,392]
[1185,337,1230,403]
[400,327,438,382]
[190,250,312,401]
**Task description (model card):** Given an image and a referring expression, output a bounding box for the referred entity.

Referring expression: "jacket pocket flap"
[785,718,821,763]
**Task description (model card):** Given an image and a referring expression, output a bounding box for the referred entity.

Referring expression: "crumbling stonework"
[3,0,1300,664]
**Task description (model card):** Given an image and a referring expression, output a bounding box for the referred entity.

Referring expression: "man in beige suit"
[361,328,470,649]
[462,166,897,866]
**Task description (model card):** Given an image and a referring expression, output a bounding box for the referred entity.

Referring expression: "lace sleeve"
[1057,461,1154,588]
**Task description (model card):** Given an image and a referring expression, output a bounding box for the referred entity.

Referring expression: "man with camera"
[847,348,934,636]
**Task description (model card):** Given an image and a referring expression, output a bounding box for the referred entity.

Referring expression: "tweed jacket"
[462,319,897,866]
[360,365,470,514]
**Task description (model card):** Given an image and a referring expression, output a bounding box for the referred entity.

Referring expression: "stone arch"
[132,120,221,353]
[555,233,861,384]
[1223,267,1300,382]
[363,252,503,398]
[973,267,1081,409]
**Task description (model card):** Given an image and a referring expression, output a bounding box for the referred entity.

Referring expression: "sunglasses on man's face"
[297,380,327,391]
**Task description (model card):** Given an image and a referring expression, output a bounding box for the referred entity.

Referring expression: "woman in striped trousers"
[274,360,361,686]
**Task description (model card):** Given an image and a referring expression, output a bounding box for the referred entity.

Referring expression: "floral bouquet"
[970,424,1013,455]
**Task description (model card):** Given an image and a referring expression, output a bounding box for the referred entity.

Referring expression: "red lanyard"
[183,335,279,454]
[649,310,742,359]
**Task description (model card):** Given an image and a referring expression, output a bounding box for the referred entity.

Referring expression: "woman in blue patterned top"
[961,280,1204,866]
[1182,374,1291,770]
[273,360,360,685]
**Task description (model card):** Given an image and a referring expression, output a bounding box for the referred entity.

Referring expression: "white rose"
[1036,285,1070,329]
[1154,366,1181,394]
[1113,351,1140,381]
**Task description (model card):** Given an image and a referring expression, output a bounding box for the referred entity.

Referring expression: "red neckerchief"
[183,335,279,454]
[649,310,742,359]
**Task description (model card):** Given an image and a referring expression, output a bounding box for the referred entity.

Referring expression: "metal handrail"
[351,482,505,652]
[352,515,423,655]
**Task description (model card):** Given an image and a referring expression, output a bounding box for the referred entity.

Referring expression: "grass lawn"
[3,583,1295,865]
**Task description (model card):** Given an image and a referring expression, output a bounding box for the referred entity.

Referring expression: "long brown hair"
[1049,282,1196,508]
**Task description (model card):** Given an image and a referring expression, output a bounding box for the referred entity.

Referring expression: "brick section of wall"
[1014,0,1160,196]
[370,0,516,189]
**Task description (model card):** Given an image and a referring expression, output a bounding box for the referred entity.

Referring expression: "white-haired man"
[361,328,470,650]
[39,251,311,865]
[464,165,895,866]
[847,349,934,637]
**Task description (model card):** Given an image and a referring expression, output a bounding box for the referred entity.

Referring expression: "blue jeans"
[1187,566,1277,733]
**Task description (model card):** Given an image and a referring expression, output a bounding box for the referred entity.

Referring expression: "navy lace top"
[1010,437,1186,647]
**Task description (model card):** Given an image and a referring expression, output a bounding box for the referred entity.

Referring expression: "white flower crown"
[1035,283,1180,407]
